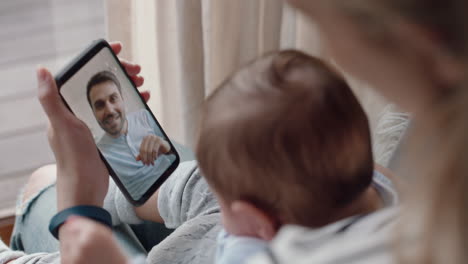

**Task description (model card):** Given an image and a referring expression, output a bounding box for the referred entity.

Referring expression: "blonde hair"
[337,0,468,263]
[196,50,374,228]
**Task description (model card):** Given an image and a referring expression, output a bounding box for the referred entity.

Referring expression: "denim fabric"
[11,184,58,253]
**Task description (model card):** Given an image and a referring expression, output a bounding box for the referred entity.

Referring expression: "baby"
[195,50,397,263]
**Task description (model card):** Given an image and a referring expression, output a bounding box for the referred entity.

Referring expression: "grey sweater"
[144,161,221,263]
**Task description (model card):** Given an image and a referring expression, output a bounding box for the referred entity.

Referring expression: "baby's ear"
[231,201,277,241]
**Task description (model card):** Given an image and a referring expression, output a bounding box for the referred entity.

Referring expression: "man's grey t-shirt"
[98,109,176,200]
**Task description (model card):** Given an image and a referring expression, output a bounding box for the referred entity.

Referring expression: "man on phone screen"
[86,70,176,199]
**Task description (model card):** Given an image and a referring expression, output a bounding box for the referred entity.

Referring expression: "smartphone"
[55,39,180,206]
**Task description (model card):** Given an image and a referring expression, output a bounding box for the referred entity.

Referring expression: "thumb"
[135,155,141,161]
[37,67,74,125]
[162,141,171,153]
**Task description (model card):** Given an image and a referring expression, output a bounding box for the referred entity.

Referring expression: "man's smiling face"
[89,81,126,137]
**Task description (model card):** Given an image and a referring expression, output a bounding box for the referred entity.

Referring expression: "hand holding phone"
[37,42,149,210]
[44,39,179,206]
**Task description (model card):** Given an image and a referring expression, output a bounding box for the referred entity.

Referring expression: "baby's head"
[196,50,374,240]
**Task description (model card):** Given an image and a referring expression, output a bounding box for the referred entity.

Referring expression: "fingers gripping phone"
[56,39,180,206]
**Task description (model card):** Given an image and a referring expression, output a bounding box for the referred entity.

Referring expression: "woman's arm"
[134,189,165,223]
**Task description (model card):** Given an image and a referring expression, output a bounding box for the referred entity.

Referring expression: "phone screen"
[59,45,178,203]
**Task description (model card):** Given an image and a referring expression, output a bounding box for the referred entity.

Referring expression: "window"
[0,0,105,218]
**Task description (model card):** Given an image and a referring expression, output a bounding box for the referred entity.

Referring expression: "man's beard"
[101,112,124,136]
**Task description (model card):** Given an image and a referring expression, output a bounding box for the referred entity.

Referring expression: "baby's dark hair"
[196,50,374,227]
[86,70,122,108]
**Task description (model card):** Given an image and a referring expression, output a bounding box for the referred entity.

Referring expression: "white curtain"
[104,0,399,166]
